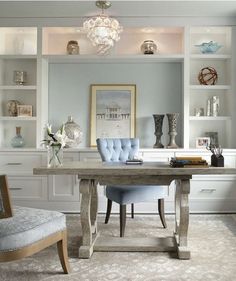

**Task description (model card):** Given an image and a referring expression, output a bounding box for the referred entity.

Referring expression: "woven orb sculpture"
[198,66,218,85]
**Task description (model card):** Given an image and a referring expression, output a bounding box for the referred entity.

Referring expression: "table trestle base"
[94,236,176,252]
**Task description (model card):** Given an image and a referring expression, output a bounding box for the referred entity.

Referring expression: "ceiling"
[0,1,236,18]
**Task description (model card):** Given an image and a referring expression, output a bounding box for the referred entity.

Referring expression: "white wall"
[48,62,182,148]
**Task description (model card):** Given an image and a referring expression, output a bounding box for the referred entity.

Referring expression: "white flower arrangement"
[42,124,68,148]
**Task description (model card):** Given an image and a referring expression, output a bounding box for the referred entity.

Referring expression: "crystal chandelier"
[83,1,123,54]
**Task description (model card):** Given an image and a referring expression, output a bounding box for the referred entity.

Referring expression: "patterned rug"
[1,214,236,281]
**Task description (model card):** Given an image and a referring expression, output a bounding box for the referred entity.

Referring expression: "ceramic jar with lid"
[67,40,80,55]
[141,40,157,54]
[64,116,83,148]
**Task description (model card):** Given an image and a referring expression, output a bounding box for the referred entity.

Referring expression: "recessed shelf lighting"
[141,27,155,33]
[75,27,83,33]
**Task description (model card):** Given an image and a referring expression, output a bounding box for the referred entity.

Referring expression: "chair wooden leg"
[105,199,112,224]
[158,198,167,228]
[131,203,134,218]
[57,230,71,274]
[120,204,126,237]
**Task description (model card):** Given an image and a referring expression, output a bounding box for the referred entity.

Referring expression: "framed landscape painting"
[90,84,136,146]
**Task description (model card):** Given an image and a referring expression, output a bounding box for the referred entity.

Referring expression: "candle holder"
[153,114,164,148]
[167,113,179,148]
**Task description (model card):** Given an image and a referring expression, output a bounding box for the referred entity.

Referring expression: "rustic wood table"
[33,161,236,260]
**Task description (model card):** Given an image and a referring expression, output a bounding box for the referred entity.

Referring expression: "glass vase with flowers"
[42,124,68,168]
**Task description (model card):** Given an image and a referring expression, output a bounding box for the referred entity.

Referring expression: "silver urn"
[141,40,157,54]
[64,116,83,148]
[67,40,80,55]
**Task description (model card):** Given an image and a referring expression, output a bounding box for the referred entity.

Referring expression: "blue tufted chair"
[96,138,167,237]
[0,175,70,274]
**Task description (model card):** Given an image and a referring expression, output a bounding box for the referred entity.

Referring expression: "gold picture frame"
[90,84,136,147]
[0,175,13,219]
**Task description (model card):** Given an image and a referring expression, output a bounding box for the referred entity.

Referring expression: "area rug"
[1,214,236,281]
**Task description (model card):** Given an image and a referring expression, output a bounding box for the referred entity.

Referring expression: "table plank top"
[33,161,236,177]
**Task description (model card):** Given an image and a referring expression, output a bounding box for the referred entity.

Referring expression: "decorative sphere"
[198,66,218,85]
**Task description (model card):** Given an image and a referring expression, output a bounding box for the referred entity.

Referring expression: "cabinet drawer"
[8,176,47,201]
[190,178,236,199]
[0,153,44,174]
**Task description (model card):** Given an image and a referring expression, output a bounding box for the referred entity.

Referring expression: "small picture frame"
[0,175,13,219]
[205,132,219,147]
[17,105,32,117]
[196,137,211,148]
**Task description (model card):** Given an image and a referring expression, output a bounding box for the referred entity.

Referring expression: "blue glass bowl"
[195,41,222,54]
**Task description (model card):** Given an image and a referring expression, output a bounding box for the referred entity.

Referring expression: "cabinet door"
[141,150,174,200]
[48,152,80,202]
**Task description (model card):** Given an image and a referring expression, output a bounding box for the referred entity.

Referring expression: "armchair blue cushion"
[0,175,70,274]
[96,138,168,237]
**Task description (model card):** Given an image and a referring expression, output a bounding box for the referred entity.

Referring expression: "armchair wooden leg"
[120,205,126,237]
[131,203,134,218]
[105,199,112,224]
[57,230,71,274]
[158,198,167,228]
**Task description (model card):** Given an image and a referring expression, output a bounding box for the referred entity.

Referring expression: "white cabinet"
[1,148,236,213]
[0,24,236,213]
[0,150,48,209]
[0,27,38,149]
[187,26,234,149]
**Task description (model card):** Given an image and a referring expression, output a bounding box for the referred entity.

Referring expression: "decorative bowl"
[195,41,222,54]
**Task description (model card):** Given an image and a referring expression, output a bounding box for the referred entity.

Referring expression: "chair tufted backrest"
[96,138,139,162]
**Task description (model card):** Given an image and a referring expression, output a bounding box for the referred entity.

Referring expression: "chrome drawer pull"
[6,163,22,165]
[200,188,216,193]
[9,187,23,190]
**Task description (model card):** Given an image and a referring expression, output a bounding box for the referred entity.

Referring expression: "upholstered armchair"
[0,175,70,274]
[96,138,168,237]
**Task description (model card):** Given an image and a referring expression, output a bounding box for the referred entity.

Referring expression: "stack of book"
[170,157,208,168]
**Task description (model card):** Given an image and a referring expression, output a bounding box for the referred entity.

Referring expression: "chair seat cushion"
[0,206,66,252]
[106,185,168,205]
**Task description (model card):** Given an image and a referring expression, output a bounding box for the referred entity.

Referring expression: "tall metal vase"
[153,114,165,148]
[167,113,179,148]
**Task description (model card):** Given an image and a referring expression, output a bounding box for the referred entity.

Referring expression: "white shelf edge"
[0,55,37,59]
[190,54,231,60]
[189,116,231,121]
[189,85,231,90]
[43,54,185,63]
[0,85,37,90]
[0,117,37,121]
